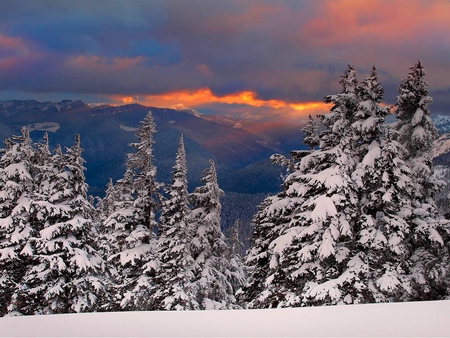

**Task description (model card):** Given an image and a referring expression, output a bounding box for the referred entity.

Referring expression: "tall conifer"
[0,128,35,315]
[151,134,199,310]
[190,160,240,309]
[393,61,448,299]
[10,135,107,315]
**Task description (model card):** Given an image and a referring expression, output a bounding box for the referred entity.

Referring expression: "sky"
[1,0,450,120]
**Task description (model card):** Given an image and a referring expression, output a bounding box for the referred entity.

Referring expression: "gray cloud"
[0,0,449,111]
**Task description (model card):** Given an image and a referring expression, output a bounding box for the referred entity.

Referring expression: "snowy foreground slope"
[1,301,450,337]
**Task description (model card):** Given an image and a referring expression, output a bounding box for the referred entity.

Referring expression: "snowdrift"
[1,300,449,337]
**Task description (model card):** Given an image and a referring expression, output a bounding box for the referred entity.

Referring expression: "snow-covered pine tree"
[98,169,156,311]
[320,65,360,151]
[190,159,240,309]
[99,112,160,311]
[127,111,161,235]
[240,193,293,308]
[151,134,199,310]
[10,135,108,315]
[33,132,52,179]
[226,220,247,303]
[302,114,320,150]
[352,66,389,150]
[350,67,414,302]
[392,61,449,299]
[0,128,36,316]
[96,178,117,222]
[98,169,138,261]
[358,129,415,301]
[159,134,190,233]
[244,65,362,308]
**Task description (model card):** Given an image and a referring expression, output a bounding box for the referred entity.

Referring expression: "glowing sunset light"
[110,88,330,117]
[120,97,134,104]
[289,102,329,111]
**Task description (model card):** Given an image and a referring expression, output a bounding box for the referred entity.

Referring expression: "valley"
[0,99,306,244]
[1,99,450,249]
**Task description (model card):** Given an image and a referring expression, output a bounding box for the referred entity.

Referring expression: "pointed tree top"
[75,134,81,147]
[339,65,359,94]
[359,65,384,103]
[54,144,63,156]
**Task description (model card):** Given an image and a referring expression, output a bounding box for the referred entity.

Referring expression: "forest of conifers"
[0,61,448,316]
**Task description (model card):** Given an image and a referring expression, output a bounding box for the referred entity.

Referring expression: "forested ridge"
[0,62,449,316]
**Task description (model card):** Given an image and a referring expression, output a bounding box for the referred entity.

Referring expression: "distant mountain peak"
[0,99,88,117]
[171,104,202,118]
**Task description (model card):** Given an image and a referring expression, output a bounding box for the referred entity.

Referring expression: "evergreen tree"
[99,111,160,311]
[244,63,449,308]
[350,67,414,302]
[226,220,247,302]
[302,114,320,150]
[151,134,199,310]
[244,65,363,307]
[355,129,415,302]
[352,66,389,147]
[127,111,160,234]
[159,134,190,232]
[393,61,449,299]
[0,128,36,316]
[10,135,108,315]
[98,170,156,311]
[189,160,240,309]
[96,178,117,222]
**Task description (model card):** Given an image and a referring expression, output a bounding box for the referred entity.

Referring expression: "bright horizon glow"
[108,88,331,118]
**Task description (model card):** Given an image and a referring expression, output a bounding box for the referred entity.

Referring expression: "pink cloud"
[0,33,29,54]
[300,0,450,46]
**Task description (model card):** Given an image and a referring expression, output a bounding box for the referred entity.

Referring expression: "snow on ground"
[25,122,61,133]
[1,300,449,337]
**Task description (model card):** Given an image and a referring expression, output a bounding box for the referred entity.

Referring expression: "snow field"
[1,300,449,337]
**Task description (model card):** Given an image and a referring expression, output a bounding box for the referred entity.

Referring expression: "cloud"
[65,55,144,72]
[0,0,449,114]
[109,88,328,110]
[109,88,330,120]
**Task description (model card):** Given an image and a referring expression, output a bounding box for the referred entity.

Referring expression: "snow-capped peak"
[433,115,450,134]
[171,104,202,117]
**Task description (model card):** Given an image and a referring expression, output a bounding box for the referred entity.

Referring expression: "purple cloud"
[0,0,449,114]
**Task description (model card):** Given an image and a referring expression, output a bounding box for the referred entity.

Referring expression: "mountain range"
[1,99,449,243]
[0,99,310,244]
[0,100,301,193]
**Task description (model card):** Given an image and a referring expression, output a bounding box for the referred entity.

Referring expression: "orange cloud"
[109,88,331,118]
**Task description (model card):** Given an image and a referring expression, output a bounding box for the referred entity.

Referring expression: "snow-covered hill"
[1,300,449,337]
[432,133,450,158]
[429,115,450,159]
[433,115,450,134]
